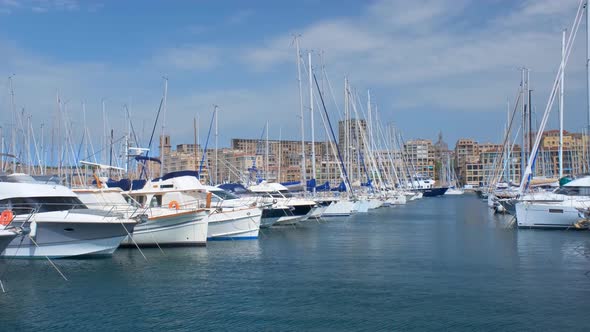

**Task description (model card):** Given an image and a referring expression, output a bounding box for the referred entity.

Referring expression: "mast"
[265,120,269,181]
[295,36,306,184]
[9,77,16,172]
[0,126,4,172]
[194,116,198,171]
[26,114,31,174]
[102,99,107,167]
[526,69,543,176]
[344,78,348,185]
[367,90,372,153]
[560,28,566,178]
[109,129,114,178]
[214,105,218,185]
[520,67,526,180]
[124,105,130,176]
[57,92,62,178]
[160,77,168,178]
[278,127,282,182]
[309,52,316,190]
[504,100,510,182]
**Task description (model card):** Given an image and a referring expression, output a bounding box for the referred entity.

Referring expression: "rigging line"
[124,105,141,148]
[520,0,585,192]
[312,72,353,194]
[198,109,216,179]
[28,236,68,281]
[140,97,164,179]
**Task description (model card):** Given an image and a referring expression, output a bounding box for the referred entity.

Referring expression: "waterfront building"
[403,139,435,179]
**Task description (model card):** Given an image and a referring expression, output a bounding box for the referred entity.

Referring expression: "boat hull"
[367,199,383,210]
[0,230,18,254]
[121,210,208,247]
[387,195,406,205]
[2,221,135,258]
[206,207,261,240]
[356,200,370,213]
[419,187,448,197]
[261,204,315,226]
[322,200,354,217]
[515,201,586,229]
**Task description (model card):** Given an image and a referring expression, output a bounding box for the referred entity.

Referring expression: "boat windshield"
[554,186,590,196]
[212,190,238,200]
[265,190,291,198]
[0,196,88,215]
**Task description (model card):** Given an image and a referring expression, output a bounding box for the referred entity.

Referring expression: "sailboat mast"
[265,121,269,181]
[214,105,219,185]
[194,116,198,172]
[9,77,16,172]
[344,78,349,184]
[0,126,4,172]
[26,114,31,174]
[309,52,316,188]
[295,36,306,184]
[560,29,566,178]
[160,77,168,178]
[278,127,282,182]
[520,68,526,182]
[367,90,372,155]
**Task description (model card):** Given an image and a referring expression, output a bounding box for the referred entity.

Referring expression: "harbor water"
[1,194,590,331]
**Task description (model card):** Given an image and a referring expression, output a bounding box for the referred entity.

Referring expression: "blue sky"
[0,0,588,157]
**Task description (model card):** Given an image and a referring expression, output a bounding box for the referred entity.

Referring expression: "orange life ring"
[168,201,180,210]
[0,210,14,226]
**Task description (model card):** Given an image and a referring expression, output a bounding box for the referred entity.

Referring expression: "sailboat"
[514,2,589,229]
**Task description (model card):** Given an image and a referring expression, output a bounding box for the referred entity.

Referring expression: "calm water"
[1,194,590,331]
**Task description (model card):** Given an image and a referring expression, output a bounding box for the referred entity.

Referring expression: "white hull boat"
[308,205,328,219]
[322,199,354,217]
[121,209,208,246]
[367,199,383,210]
[515,200,589,229]
[1,176,137,259]
[206,206,262,240]
[0,229,18,254]
[387,195,407,205]
[356,200,369,213]
[4,211,137,258]
[445,188,465,195]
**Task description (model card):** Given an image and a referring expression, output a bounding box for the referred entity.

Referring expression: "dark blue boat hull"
[419,187,448,197]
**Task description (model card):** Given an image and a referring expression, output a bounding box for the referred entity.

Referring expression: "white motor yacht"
[132,171,262,240]
[228,182,316,227]
[0,174,137,258]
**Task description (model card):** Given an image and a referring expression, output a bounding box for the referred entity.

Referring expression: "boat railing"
[1,205,38,230]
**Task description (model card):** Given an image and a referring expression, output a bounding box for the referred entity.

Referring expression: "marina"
[2,1,590,330]
[1,195,589,330]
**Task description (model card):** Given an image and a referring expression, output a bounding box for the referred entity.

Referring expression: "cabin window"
[135,196,146,206]
[125,195,141,208]
[213,191,238,200]
[150,195,163,208]
[160,184,174,189]
[0,197,87,215]
[554,186,590,196]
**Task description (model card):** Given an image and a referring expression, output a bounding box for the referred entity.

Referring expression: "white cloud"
[1,0,588,148]
[242,0,585,116]
[0,0,87,13]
